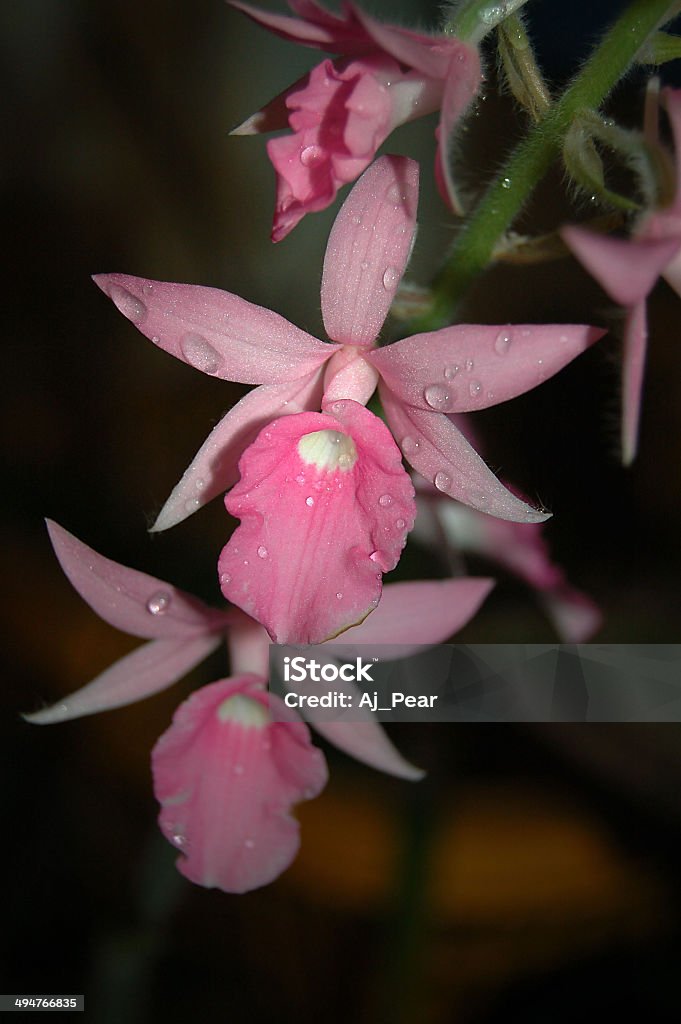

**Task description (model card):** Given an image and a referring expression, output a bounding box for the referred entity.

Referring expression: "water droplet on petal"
[305,496,315,507]
[109,284,147,324]
[382,266,399,291]
[180,333,223,374]
[469,379,482,398]
[494,329,512,355]
[465,358,474,372]
[378,493,393,507]
[295,473,305,485]
[501,176,512,189]
[443,364,459,380]
[401,435,419,455]
[147,590,171,615]
[185,497,200,514]
[360,260,369,271]
[336,592,343,600]
[434,471,452,492]
[220,572,231,586]
[300,144,323,166]
[424,383,455,411]
[172,833,188,848]
[387,184,402,203]
[257,545,268,559]
[195,477,205,491]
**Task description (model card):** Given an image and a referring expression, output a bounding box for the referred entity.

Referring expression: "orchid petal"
[541,586,603,644]
[349,3,455,79]
[337,578,495,649]
[219,401,415,643]
[369,323,604,413]
[621,300,648,465]
[436,50,482,215]
[561,227,680,306]
[663,87,681,200]
[151,370,325,532]
[322,348,378,405]
[25,634,222,724]
[228,0,345,49]
[152,676,327,893]
[93,274,335,385]
[310,718,424,780]
[379,384,549,523]
[321,156,418,346]
[45,521,227,638]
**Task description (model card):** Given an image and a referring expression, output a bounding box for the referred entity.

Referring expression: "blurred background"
[2,0,681,1020]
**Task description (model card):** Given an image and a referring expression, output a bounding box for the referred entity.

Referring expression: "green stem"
[414,0,679,332]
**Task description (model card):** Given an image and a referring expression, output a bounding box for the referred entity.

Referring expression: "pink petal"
[436,52,482,214]
[662,246,681,298]
[152,676,327,894]
[349,4,456,79]
[339,578,495,647]
[369,323,604,413]
[321,155,419,346]
[309,718,424,780]
[24,635,222,724]
[379,384,549,523]
[219,400,415,643]
[267,57,396,242]
[229,0,369,52]
[46,520,227,639]
[621,300,648,465]
[322,348,378,405]
[93,274,335,385]
[561,227,680,306]
[663,87,681,200]
[151,370,325,532]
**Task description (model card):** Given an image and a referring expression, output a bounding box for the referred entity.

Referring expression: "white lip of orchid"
[297,429,358,472]
[217,694,269,727]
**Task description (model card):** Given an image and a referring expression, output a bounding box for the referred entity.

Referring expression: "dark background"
[3,1,681,1021]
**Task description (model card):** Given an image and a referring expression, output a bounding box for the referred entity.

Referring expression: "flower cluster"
[33,0,665,896]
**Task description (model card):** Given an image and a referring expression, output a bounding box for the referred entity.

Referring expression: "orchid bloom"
[562,87,681,464]
[94,156,603,642]
[28,521,494,892]
[414,474,602,644]
[229,0,481,239]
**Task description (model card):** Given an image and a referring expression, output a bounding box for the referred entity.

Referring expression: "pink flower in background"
[28,521,494,892]
[414,475,602,643]
[562,88,681,464]
[95,156,603,545]
[229,0,481,238]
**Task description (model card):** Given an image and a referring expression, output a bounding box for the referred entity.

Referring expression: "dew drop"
[243,559,249,566]
[300,144,323,166]
[382,265,399,290]
[424,383,454,411]
[305,496,315,507]
[220,572,232,586]
[465,358,474,372]
[494,329,512,355]
[336,592,343,600]
[387,184,402,203]
[185,497,200,514]
[469,379,482,398]
[395,518,406,530]
[401,435,419,455]
[147,590,171,615]
[142,281,154,295]
[195,477,205,491]
[172,833,188,848]
[434,471,452,492]
[109,284,147,324]
[501,176,512,189]
[295,473,305,485]
[180,333,223,374]
[360,260,369,271]
[378,493,393,507]
[151,335,160,344]
[443,364,459,380]
[257,545,268,559]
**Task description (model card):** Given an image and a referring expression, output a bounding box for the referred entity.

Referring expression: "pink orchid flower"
[94,157,602,641]
[414,474,602,644]
[28,521,494,892]
[229,0,481,239]
[562,88,681,464]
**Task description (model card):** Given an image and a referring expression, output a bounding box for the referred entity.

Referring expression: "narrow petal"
[621,300,648,465]
[436,52,483,215]
[230,86,291,135]
[228,0,345,48]
[93,274,335,385]
[152,676,327,894]
[321,155,419,346]
[369,323,604,413]
[663,87,681,199]
[337,577,495,648]
[349,4,456,79]
[151,370,325,532]
[561,227,680,306]
[310,719,424,780]
[46,521,227,638]
[541,586,603,644]
[24,635,222,724]
[379,384,549,523]
[219,401,415,643]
